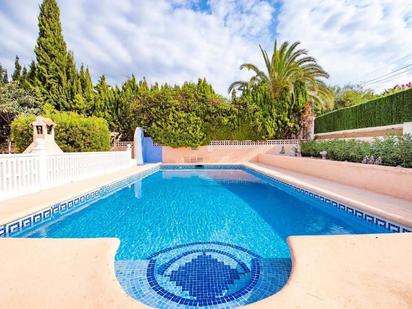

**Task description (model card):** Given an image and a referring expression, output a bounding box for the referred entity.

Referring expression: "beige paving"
[245,233,412,309]
[0,234,410,309]
[0,164,160,226]
[245,162,412,228]
[0,238,145,309]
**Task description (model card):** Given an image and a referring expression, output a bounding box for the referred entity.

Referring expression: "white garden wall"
[0,149,134,201]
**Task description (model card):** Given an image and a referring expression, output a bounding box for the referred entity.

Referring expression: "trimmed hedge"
[11,112,111,153]
[315,88,412,133]
[301,136,412,168]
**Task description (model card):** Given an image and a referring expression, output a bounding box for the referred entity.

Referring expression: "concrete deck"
[0,163,411,308]
[0,234,410,309]
[245,162,412,228]
[247,233,412,309]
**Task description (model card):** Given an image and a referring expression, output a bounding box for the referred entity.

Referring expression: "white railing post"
[30,138,48,190]
[403,122,412,135]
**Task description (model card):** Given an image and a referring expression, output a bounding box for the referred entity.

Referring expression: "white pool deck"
[0,163,411,308]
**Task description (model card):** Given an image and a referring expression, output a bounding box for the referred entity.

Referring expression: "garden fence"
[0,148,133,201]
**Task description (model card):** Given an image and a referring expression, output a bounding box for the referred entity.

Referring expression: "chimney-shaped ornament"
[23,116,63,154]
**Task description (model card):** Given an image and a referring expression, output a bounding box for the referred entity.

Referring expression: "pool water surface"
[17,167,389,308]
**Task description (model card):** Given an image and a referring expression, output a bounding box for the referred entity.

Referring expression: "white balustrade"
[0,148,133,201]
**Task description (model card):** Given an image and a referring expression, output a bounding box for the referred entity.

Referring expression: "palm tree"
[228,41,333,110]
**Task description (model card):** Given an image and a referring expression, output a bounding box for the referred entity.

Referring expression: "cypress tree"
[66,51,83,111]
[34,0,69,110]
[79,65,95,115]
[0,64,8,84]
[27,61,37,86]
[21,67,28,81]
[94,75,113,119]
[12,56,22,82]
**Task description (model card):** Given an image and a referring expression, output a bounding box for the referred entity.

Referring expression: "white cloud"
[1,0,412,94]
[277,0,412,91]
[0,0,275,94]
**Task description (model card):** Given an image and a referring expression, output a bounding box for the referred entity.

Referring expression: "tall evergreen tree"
[12,56,22,82]
[0,65,8,84]
[79,65,95,115]
[34,0,69,110]
[21,67,28,82]
[66,51,84,112]
[27,61,37,86]
[94,75,113,119]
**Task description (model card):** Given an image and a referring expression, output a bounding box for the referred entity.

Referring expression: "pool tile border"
[161,164,411,233]
[0,166,159,237]
[241,166,411,234]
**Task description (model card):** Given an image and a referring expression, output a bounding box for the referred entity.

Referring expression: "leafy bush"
[149,109,205,148]
[11,111,110,153]
[11,114,36,152]
[52,112,110,152]
[315,88,412,133]
[301,135,412,168]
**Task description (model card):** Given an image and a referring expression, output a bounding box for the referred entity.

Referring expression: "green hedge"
[11,112,110,153]
[301,136,412,168]
[315,88,412,133]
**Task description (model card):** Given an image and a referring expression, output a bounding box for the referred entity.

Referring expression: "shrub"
[11,112,110,153]
[315,88,412,133]
[301,135,412,168]
[148,109,205,148]
[11,114,36,152]
[52,112,111,152]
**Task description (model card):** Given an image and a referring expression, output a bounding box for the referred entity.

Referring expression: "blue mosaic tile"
[388,223,401,233]
[51,204,60,214]
[376,218,387,228]
[0,225,7,237]
[8,221,20,234]
[43,209,52,219]
[33,213,42,224]
[116,242,291,308]
[21,217,32,229]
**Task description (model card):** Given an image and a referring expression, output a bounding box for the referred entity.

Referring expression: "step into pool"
[13,165,392,308]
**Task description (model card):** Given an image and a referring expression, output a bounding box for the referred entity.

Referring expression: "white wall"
[0,149,134,201]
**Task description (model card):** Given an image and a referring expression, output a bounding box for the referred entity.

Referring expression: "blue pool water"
[17,167,388,308]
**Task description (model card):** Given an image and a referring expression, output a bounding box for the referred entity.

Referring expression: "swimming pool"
[14,165,392,308]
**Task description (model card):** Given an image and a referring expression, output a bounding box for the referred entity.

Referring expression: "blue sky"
[0,0,412,94]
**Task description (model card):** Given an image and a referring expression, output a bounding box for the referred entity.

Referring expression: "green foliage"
[52,112,110,152]
[34,0,70,109]
[11,114,36,152]
[0,64,8,84]
[229,40,332,138]
[331,84,379,111]
[315,88,412,133]
[12,56,22,82]
[131,78,239,147]
[301,136,412,168]
[0,82,40,144]
[11,111,110,153]
[150,109,205,148]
